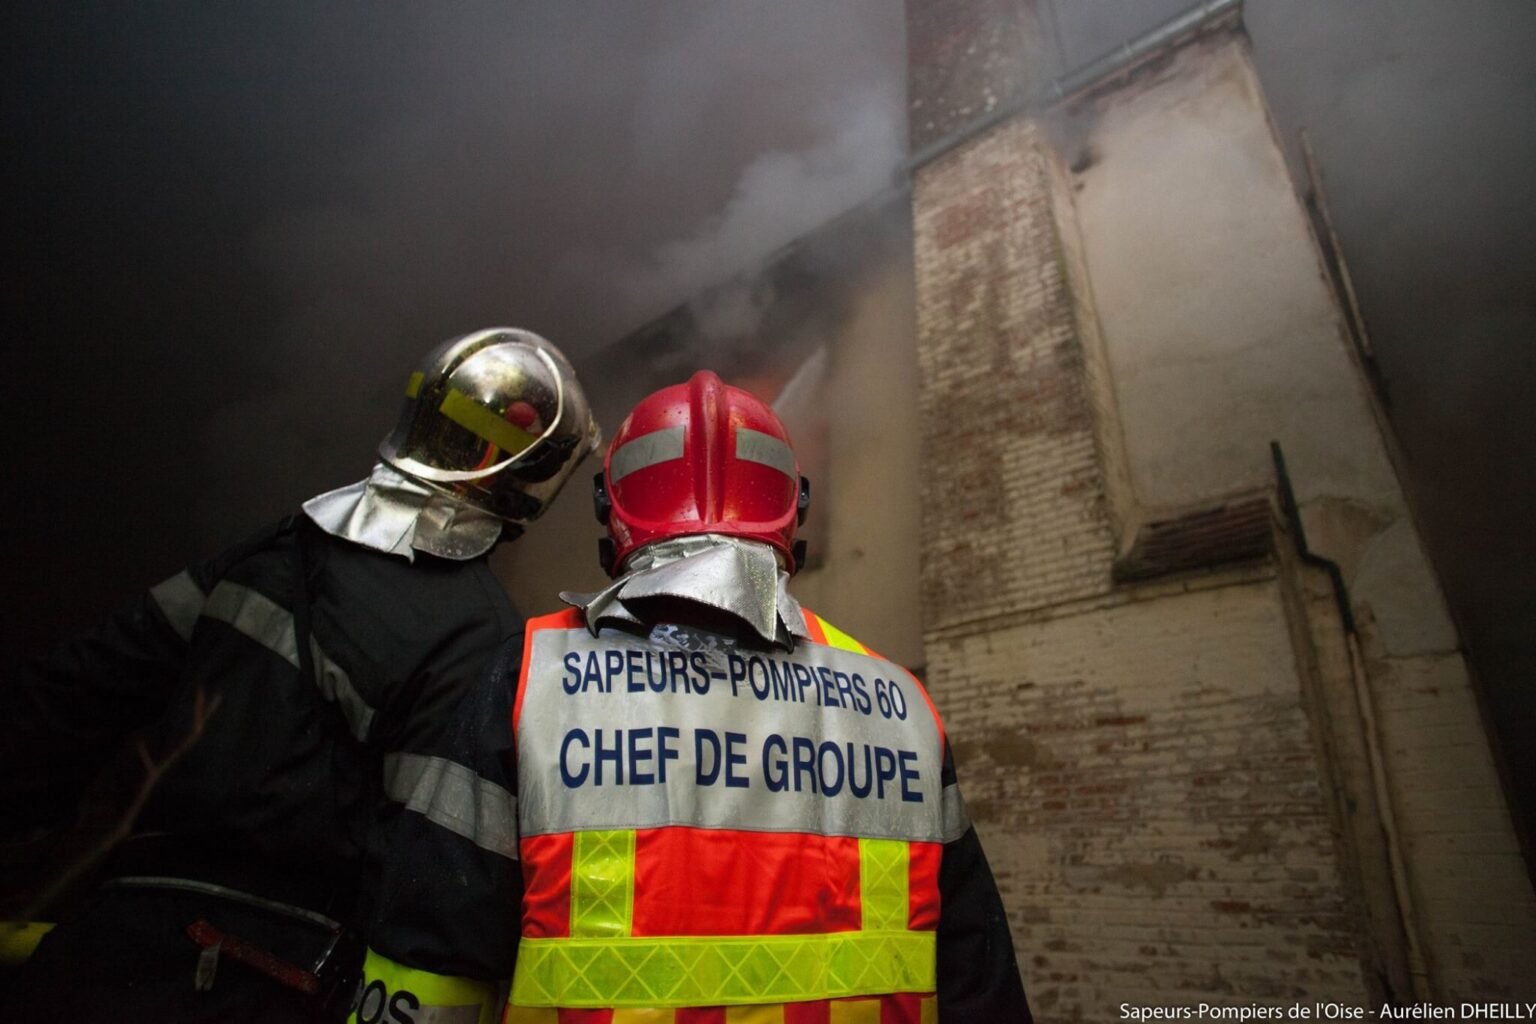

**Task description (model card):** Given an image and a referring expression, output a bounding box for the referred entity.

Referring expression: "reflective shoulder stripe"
[201,580,377,743]
[509,931,935,1009]
[735,427,796,479]
[609,424,685,483]
[941,782,971,843]
[149,570,206,642]
[352,948,501,1024]
[383,753,518,860]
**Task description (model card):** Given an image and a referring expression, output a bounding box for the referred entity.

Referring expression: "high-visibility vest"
[507,607,957,1024]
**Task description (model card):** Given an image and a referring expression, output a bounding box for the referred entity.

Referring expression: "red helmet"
[596,370,810,576]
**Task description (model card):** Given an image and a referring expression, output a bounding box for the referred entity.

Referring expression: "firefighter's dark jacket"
[2,516,1028,1018]
[0,513,523,979]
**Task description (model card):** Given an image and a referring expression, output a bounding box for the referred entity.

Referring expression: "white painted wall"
[1064,33,1453,657]
[1057,32,1536,998]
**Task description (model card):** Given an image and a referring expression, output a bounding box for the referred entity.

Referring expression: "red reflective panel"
[520,832,573,938]
[632,827,861,937]
[907,842,941,931]
[785,1000,832,1023]
[555,1011,612,1024]
[880,994,927,1024]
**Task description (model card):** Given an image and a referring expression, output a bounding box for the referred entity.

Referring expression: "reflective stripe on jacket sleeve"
[382,752,518,859]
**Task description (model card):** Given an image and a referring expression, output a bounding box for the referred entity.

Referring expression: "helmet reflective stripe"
[736,427,796,479]
[438,387,540,466]
[609,425,685,483]
[394,345,567,484]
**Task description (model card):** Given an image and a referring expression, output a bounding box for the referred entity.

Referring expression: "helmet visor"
[382,343,565,484]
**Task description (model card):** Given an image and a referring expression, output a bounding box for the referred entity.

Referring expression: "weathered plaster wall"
[1058,31,1536,999]
[1061,33,1447,657]
[907,0,1044,150]
[911,115,1118,634]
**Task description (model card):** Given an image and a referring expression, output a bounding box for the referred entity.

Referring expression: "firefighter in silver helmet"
[1,328,598,1022]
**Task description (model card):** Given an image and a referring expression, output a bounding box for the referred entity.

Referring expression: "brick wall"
[912,117,1116,634]
[906,0,1044,150]
[932,577,1373,1011]
[908,6,1536,1012]
[912,114,1378,1016]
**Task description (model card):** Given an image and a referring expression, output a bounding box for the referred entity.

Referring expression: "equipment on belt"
[100,875,364,1013]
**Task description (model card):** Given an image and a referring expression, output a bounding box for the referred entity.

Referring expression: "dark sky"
[4,1,1533,797]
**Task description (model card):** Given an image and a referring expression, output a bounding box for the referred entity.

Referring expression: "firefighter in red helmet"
[354,370,1030,1023]
[598,367,811,572]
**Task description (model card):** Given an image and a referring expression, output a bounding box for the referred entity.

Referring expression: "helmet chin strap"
[560,534,811,649]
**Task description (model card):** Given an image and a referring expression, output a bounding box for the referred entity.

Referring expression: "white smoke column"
[617,86,905,338]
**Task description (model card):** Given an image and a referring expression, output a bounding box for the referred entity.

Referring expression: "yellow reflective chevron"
[812,614,868,655]
[859,838,909,932]
[351,948,500,1024]
[509,930,935,1008]
[405,371,423,398]
[571,829,636,937]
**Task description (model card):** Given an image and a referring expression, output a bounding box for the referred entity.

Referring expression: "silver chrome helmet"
[379,327,601,523]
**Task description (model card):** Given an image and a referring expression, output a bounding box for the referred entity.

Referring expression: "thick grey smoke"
[182,2,907,553]
[611,87,904,334]
[6,0,1533,785]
